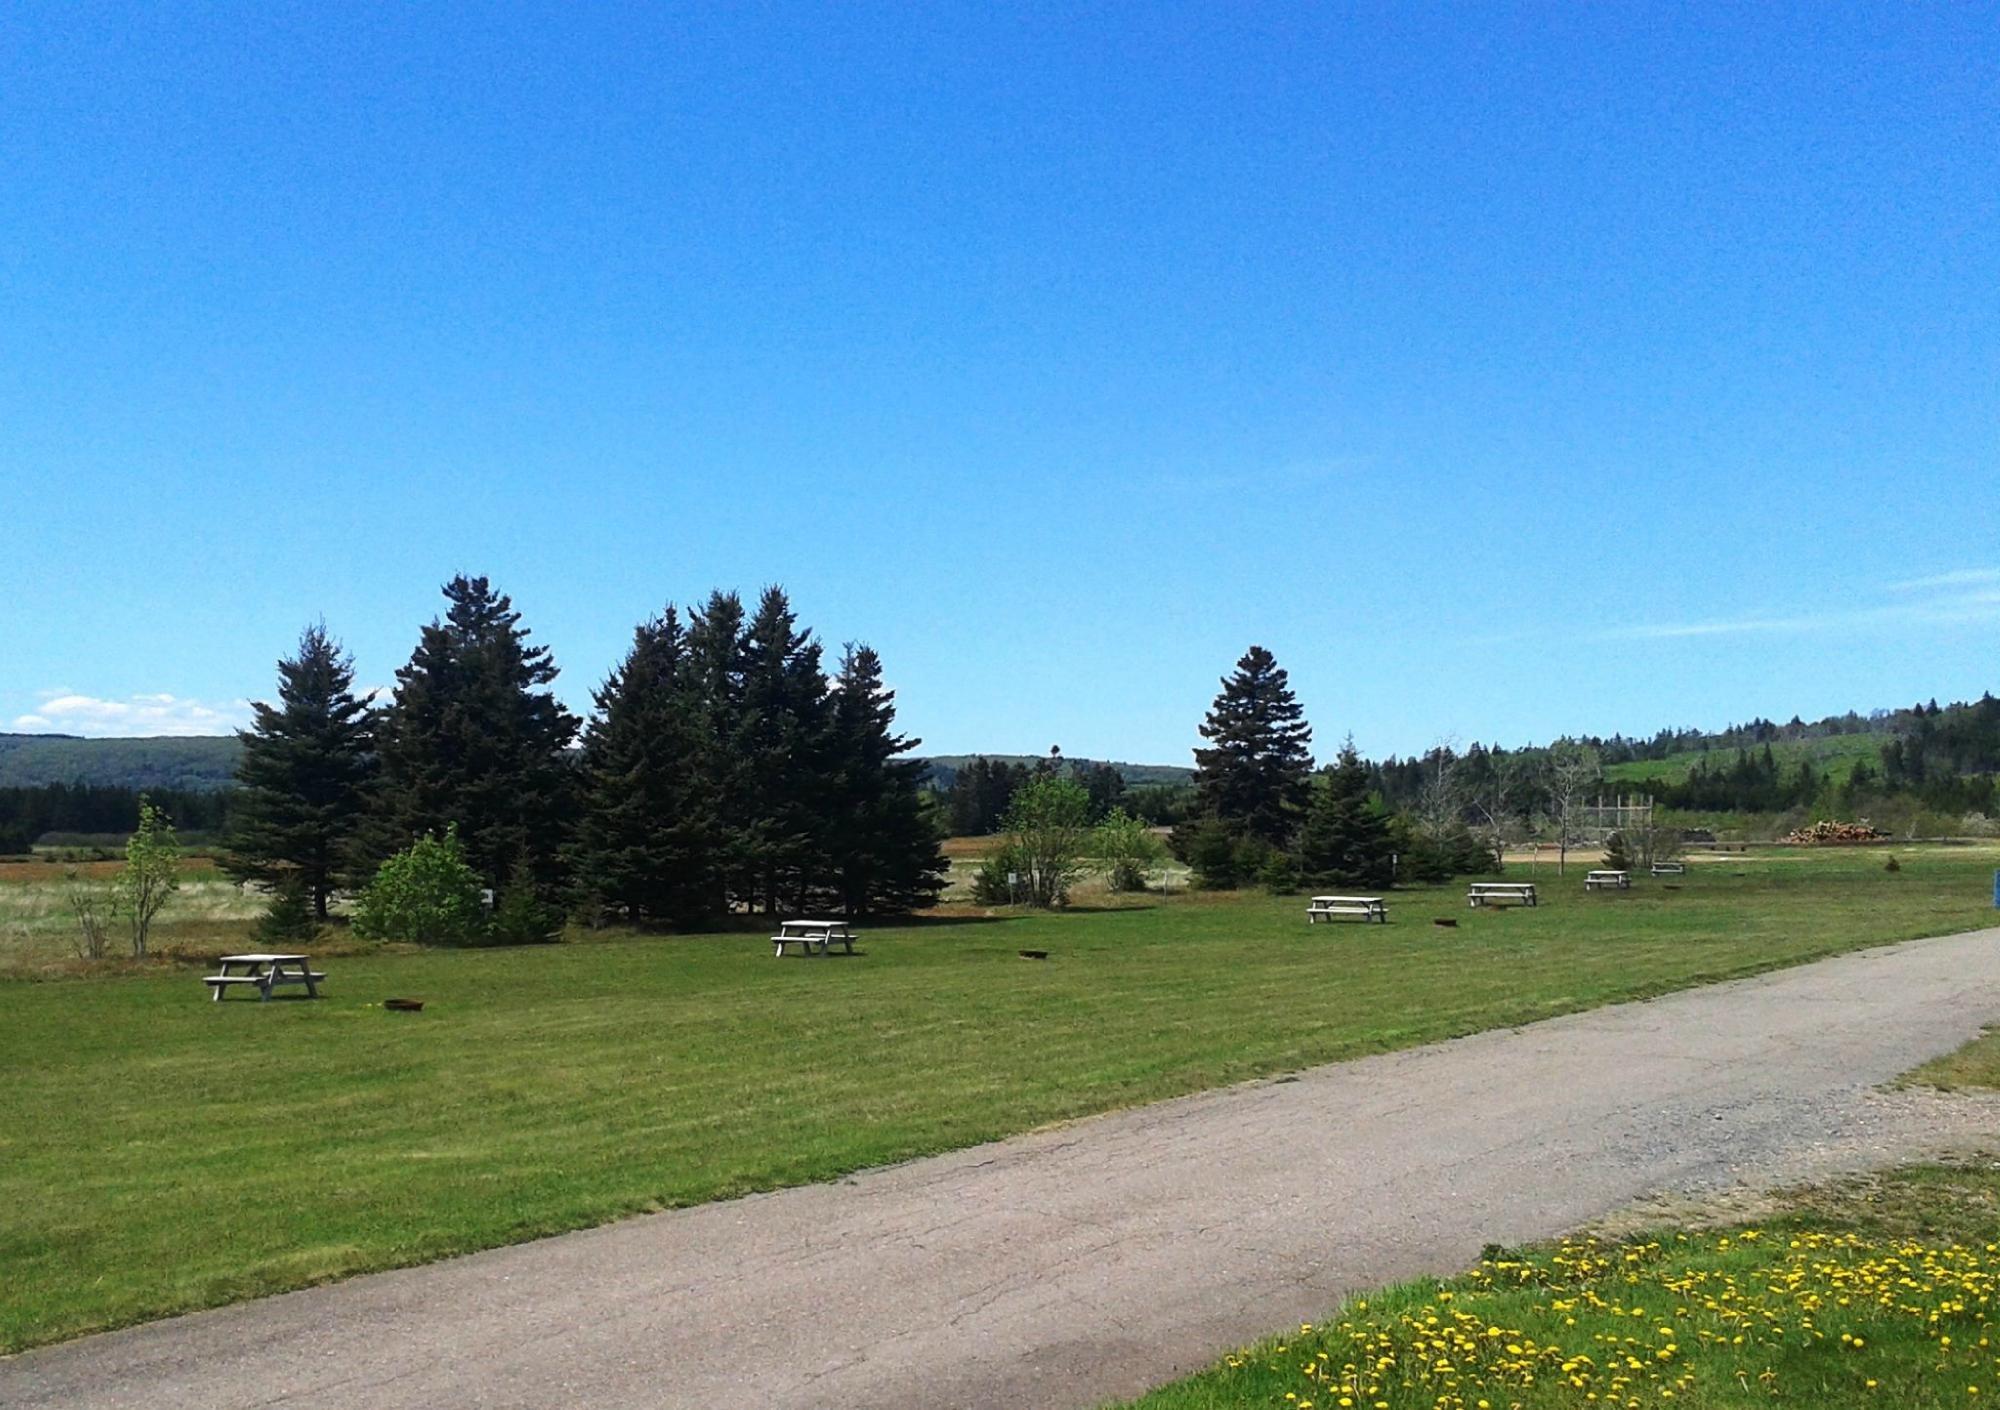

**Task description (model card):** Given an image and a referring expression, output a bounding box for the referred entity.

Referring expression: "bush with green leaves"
[351,826,487,947]
[970,845,1027,905]
[996,776,1092,907]
[1089,808,1167,892]
[113,797,180,958]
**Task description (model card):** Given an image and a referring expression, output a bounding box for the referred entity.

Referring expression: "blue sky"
[2,4,1995,763]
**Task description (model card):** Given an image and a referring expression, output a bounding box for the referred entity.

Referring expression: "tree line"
[0,784,230,854]
[934,754,1188,835]
[225,576,945,934]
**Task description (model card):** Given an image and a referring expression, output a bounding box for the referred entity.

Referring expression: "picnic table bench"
[1467,882,1537,908]
[1585,870,1631,891]
[1651,861,1687,876]
[1306,895,1387,924]
[771,919,859,957]
[203,953,325,1001]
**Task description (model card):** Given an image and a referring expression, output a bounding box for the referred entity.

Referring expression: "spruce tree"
[739,586,833,914]
[686,589,752,911]
[826,643,947,915]
[1187,645,1314,847]
[570,606,720,925]
[370,576,578,892]
[1295,739,1396,888]
[225,623,376,919]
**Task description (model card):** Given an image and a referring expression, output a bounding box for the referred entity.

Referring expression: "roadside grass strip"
[1120,1166,2000,1410]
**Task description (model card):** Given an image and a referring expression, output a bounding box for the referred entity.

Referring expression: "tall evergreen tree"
[826,643,947,915]
[370,576,579,892]
[686,589,752,912]
[1295,739,1396,888]
[738,586,833,914]
[570,606,719,925]
[225,624,376,919]
[1186,645,1314,847]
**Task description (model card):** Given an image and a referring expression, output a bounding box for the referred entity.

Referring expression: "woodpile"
[1782,820,1889,844]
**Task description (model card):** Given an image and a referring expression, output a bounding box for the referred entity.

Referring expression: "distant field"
[2,844,1996,1351]
[1603,733,1888,788]
[0,858,263,974]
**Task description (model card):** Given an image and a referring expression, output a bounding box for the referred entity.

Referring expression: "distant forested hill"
[0,734,243,790]
[918,754,1194,791]
[0,734,1194,795]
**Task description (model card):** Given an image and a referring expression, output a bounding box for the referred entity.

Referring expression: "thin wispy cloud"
[10,691,251,738]
[1888,566,2000,593]
[1595,576,2000,643]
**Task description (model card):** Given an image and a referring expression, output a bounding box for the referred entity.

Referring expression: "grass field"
[0,858,266,974]
[2,846,1996,1353]
[1114,1161,2000,1410]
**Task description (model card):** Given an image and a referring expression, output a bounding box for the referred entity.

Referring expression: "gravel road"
[7,926,1999,1410]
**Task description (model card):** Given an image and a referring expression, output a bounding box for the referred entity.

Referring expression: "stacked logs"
[1782,820,1889,844]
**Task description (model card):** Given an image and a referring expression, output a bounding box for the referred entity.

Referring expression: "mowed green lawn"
[2,847,1995,1352]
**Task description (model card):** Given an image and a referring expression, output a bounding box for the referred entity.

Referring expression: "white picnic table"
[1467,882,1537,908]
[1585,870,1631,891]
[204,953,325,1001]
[1651,861,1687,876]
[771,919,859,957]
[1306,895,1387,924]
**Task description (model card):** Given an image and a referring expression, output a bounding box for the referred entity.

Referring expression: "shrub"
[1601,830,1633,871]
[63,870,111,961]
[996,777,1092,907]
[489,868,564,946]
[1397,822,1499,884]
[1089,808,1167,892]
[970,848,1023,905]
[113,798,180,958]
[253,879,321,948]
[1259,850,1300,895]
[1178,817,1244,890]
[351,826,487,946]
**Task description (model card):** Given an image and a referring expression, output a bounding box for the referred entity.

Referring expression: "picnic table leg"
[301,963,320,999]
[259,966,275,1001]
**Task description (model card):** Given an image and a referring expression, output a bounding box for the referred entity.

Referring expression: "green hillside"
[0,735,243,791]
[1603,732,1885,788]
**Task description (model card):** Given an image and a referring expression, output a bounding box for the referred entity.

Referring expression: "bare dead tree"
[1470,752,1535,859]
[64,871,111,961]
[1544,742,1602,876]
[1415,735,1464,838]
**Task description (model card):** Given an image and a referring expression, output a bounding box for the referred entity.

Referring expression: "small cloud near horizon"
[9,691,250,738]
